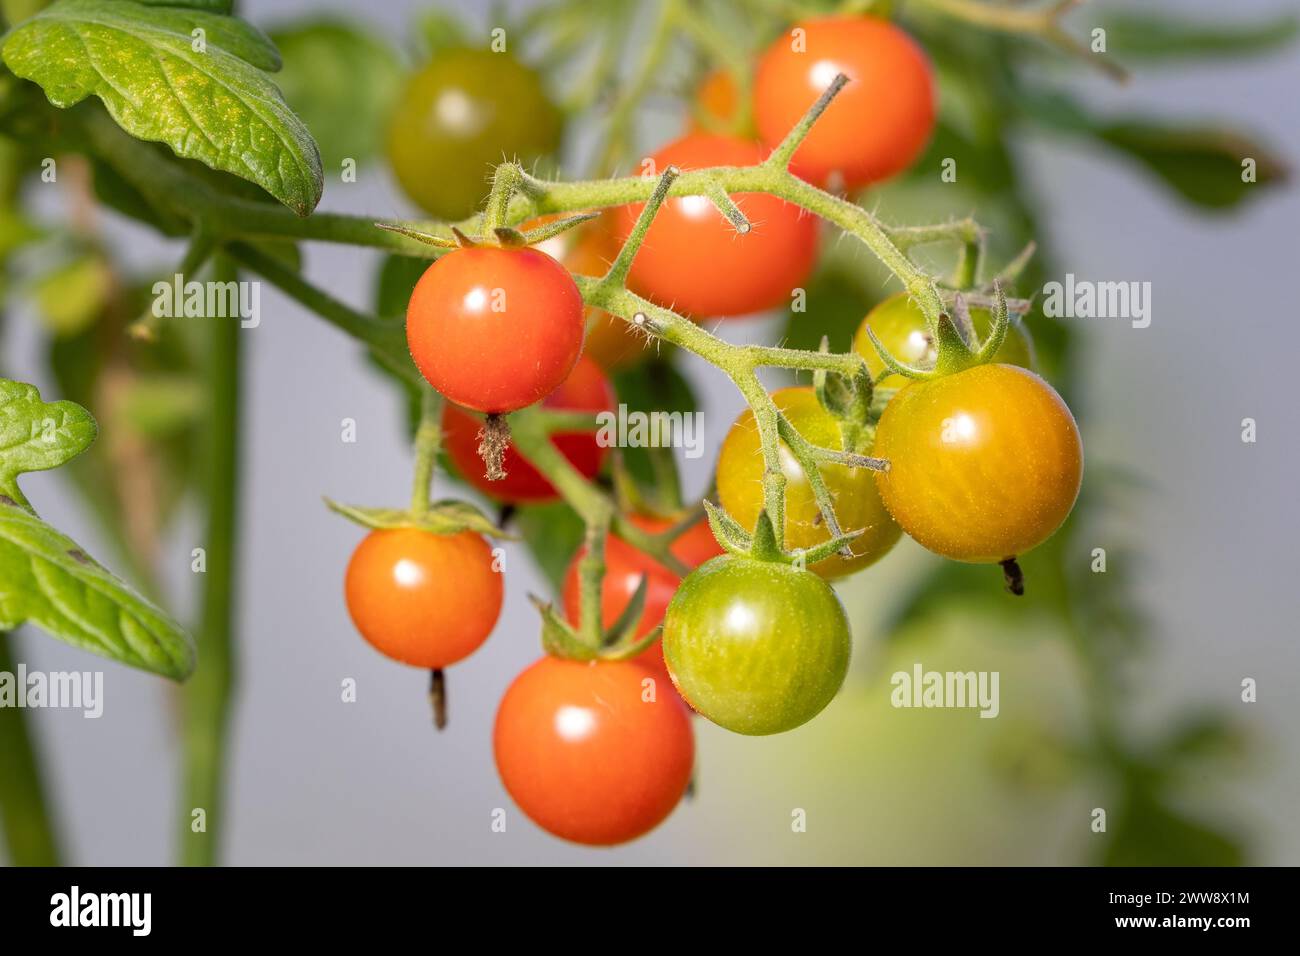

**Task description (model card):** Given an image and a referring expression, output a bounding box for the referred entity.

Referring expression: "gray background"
[4,0,1298,864]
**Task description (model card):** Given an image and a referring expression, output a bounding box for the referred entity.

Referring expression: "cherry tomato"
[560,514,724,683]
[614,134,818,319]
[716,387,900,578]
[386,48,561,221]
[689,69,753,137]
[345,528,502,668]
[494,656,695,845]
[407,245,584,413]
[872,364,1083,562]
[441,355,615,503]
[663,555,851,735]
[854,293,1035,392]
[754,17,935,188]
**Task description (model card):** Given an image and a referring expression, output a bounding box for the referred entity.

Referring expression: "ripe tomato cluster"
[353,12,1085,849]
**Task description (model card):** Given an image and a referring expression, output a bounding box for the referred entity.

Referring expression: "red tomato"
[441,355,615,503]
[614,133,818,319]
[754,17,935,188]
[494,656,695,845]
[345,528,502,668]
[560,515,723,683]
[406,246,584,413]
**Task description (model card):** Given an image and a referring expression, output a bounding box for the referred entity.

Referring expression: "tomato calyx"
[703,501,862,570]
[324,497,514,538]
[531,586,663,663]
[864,283,1015,382]
[375,212,598,252]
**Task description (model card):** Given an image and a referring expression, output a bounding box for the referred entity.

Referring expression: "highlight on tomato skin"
[344,528,503,669]
[560,514,724,685]
[753,16,936,188]
[614,133,819,320]
[440,355,615,503]
[493,655,695,846]
[872,364,1084,564]
[405,245,586,414]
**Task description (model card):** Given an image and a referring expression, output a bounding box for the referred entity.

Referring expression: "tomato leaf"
[0,379,194,679]
[0,378,96,511]
[1099,11,1299,62]
[1094,121,1288,210]
[2,0,323,215]
[267,18,404,170]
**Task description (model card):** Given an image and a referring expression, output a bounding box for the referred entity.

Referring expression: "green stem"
[410,387,443,515]
[177,255,241,867]
[0,631,62,866]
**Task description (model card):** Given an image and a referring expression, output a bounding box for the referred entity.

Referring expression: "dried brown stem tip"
[477,413,510,481]
[429,668,447,731]
[1000,557,1025,597]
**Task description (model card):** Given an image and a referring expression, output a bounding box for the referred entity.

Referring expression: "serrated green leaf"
[324,497,513,539]
[0,497,194,678]
[1099,11,1299,62]
[2,0,323,214]
[268,18,403,170]
[0,378,96,510]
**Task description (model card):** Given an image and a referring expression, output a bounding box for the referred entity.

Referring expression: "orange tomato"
[494,656,695,845]
[345,528,502,668]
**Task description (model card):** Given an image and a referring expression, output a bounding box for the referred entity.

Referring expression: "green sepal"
[500,212,599,249]
[601,623,663,662]
[701,499,752,556]
[972,282,1011,366]
[373,221,457,248]
[324,497,515,539]
[931,310,980,376]
[748,509,783,562]
[600,572,649,649]
[795,528,865,567]
[532,595,600,661]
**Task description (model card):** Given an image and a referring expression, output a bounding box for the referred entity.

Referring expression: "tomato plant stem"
[410,386,443,515]
[0,631,62,866]
[177,256,242,867]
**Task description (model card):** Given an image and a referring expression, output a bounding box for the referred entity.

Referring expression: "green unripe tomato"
[663,556,851,736]
[385,49,561,221]
[853,292,1034,392]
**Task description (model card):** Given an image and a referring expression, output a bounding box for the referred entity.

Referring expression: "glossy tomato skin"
[873,364,1083,562]
[690,69,753,137]
[716,387,900,578]
[560,515,724,683]
[494,656,695,845]
[345,528,502,668]
[442,355,614,503]
[386,49,561,221]
[615,134,818,319]
[407,246,584,413]
[754,17,934,188]
[853,293,1034,392]
[664,556,851,735]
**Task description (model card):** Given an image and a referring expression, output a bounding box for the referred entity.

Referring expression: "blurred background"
[1,0,1297,864]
